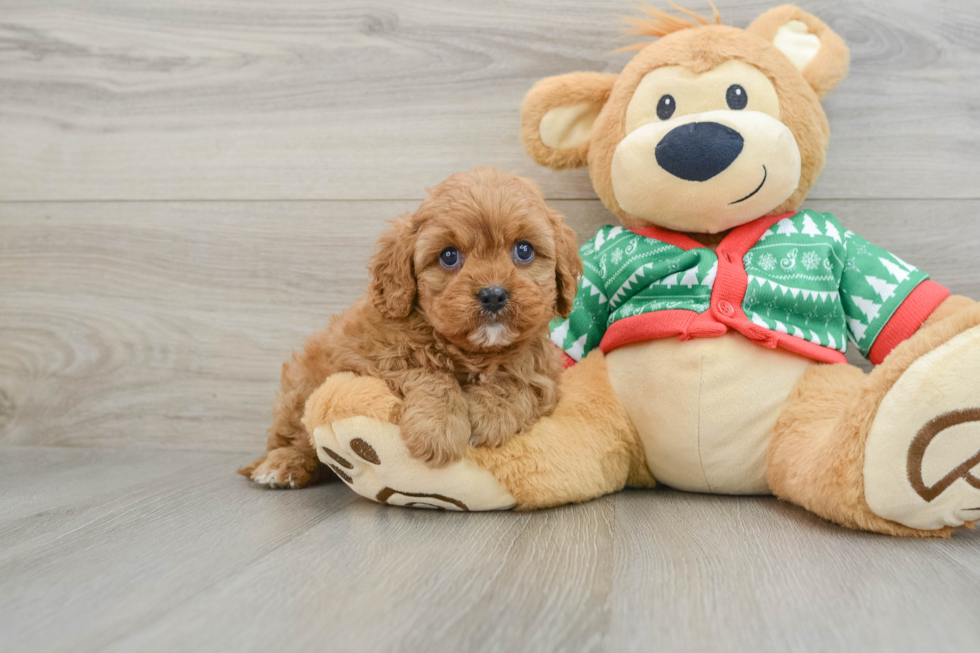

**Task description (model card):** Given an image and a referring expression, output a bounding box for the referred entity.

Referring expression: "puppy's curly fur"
[239,167,582,488]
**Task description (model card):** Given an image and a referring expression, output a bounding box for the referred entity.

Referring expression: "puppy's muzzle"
[477,286,509,314]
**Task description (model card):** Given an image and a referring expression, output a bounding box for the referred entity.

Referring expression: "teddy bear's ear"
[747,5,850,99]
[521,72,618,170]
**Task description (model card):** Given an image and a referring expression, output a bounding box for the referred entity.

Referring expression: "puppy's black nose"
[655,122,744,182]
[477,286,509,313]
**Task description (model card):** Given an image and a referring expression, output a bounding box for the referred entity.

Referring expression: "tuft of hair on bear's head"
[617,1,721,52]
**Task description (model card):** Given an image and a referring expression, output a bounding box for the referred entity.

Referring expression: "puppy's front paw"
[468,420,517,449]
[240,447,317,489]
[400,411,470,467]
[468,405,520,449]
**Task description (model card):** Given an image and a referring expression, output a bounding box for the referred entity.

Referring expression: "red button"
[717,301,735,317]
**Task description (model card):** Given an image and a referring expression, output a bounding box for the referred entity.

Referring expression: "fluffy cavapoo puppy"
[240,167,582,488]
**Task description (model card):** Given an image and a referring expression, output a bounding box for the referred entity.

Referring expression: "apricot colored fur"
[239,167,581,487]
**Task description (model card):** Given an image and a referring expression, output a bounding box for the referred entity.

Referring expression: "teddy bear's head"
[521,4,850,235]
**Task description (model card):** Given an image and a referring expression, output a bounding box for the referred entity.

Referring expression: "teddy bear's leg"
[304,352,653,511]
[768,305,980,536]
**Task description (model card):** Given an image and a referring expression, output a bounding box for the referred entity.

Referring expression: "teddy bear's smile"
[730,165,767,205]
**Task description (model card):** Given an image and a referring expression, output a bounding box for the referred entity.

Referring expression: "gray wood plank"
[0,445,358,653]
[609,491,980,653]
[0,0,978,201]
[0,445,227,524]
[1,447,970,653]
[100,498,618,653]
[2,199,978,451]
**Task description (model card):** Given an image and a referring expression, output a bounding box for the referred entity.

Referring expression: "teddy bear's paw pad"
[313,416,515,511]
[865,326,980,530]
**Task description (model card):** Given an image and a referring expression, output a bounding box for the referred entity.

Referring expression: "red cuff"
[550,341,577,368]
[868,280,950,365]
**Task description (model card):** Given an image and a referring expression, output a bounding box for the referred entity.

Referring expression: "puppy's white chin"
[469,323,516,348]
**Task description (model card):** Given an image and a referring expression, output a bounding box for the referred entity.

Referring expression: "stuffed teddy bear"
[304,4,980,536]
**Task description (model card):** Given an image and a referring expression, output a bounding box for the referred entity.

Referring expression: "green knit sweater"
[550,210,949,365]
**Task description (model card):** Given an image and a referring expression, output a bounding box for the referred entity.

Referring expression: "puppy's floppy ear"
[521,72,618,170]
[747,5,850,99]
[369,214,417,319]
[548,209,582,318]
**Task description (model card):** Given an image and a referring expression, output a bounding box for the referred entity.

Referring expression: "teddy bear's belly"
[605,332,814,495]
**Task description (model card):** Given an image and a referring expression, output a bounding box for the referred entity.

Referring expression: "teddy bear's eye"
[726,84,748,110]
[656,94,676,120]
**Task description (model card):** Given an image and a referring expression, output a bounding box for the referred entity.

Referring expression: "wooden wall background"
[2,0,979,456]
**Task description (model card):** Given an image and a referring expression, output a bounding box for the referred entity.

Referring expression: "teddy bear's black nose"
[655,122,744,182]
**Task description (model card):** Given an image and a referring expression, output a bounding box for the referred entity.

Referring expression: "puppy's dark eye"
[726,84,747,110]
[657,94,675,120]
[439,246,461,270]
[513,241,535,264]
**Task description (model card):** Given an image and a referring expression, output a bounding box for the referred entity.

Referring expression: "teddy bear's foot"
[864,326,980,530]
[313,417,517,511]
[306,373,516,511]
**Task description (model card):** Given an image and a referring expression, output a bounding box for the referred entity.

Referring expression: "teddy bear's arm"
[549,227,620,364]
[837,226,950,365]
[921,295,976,329]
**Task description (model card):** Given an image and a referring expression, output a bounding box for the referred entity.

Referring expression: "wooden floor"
[1,1,979,651]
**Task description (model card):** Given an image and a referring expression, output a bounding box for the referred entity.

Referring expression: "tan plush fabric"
[769,303,980,536]
[922,295,976,328]
[772,20,821,72]
[521,72,618,170]
[864,327,980,530]
[306,373,516,511]
[610,106,802,233]
[538,102,603,150]
[606,334,811,494]
[747,5,850,99]
[520,9,852,229]
[586,24,832,228]
[472,350,655,510]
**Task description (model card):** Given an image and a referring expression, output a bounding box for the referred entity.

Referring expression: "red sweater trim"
[867,279,950,365]
[627,225,704,251]
[597,310,847,364]
[599,310,726,353]
[627,212,793,254]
